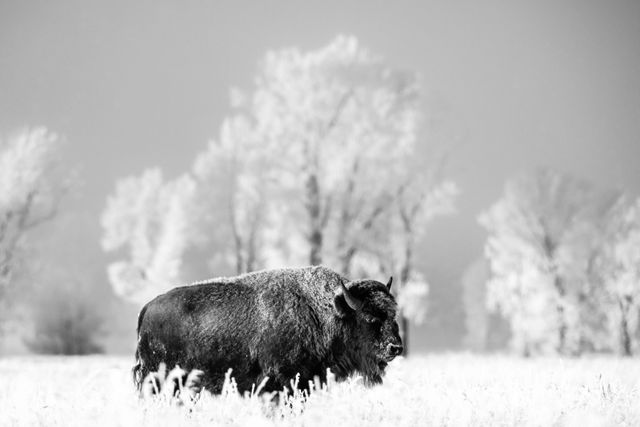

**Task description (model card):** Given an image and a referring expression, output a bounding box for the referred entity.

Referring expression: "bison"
[133,265,403,394]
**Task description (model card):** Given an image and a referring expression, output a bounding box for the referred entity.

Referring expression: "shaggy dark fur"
[133,265,402,394]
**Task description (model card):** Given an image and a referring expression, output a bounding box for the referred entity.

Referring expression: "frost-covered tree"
[395,177,458,350]
[191,115,273,275]
[356,173,458,353]
[557,190,624,354]
[598,196,640,355]
[101,169,196,305]
[0,128,68,331]
[479,168,599,355]
[239,35,422,270]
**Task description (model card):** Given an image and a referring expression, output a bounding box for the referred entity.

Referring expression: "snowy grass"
[1,353,639,426]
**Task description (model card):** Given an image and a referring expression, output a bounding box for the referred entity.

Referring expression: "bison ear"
[334,281,362,317]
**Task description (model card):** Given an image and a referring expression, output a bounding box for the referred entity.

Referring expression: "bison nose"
[388,344,403,357]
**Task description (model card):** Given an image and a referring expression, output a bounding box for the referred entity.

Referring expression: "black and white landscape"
[1,1,639,425]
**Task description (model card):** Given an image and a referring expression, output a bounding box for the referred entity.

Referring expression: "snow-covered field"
[1,354,639,426]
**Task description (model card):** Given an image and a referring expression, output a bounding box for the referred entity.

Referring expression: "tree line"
[478,168,640,356]
[0,128,103,354]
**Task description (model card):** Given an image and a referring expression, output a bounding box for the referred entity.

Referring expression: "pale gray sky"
[1,0,639,350]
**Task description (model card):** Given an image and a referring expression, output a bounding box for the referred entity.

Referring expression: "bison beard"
[133,266,402,394]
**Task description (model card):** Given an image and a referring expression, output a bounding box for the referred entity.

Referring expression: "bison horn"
[340,281,363,311]
[386,276,393,291]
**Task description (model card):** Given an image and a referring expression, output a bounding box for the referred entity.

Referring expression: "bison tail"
[132,348,143,391]
[132,304,148,391]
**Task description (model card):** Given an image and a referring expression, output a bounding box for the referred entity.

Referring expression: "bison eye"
[365,316,380,325]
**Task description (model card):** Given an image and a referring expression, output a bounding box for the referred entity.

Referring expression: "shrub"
[23,281,104,355]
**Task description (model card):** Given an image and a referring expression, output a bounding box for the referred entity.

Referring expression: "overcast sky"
[2,0,639,349]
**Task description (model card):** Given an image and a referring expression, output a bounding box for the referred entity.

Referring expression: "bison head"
[333,277,403,384]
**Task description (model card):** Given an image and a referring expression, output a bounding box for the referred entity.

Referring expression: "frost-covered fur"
[133,266,402,394]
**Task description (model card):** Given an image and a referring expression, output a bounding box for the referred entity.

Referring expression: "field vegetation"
[1,354,639,426]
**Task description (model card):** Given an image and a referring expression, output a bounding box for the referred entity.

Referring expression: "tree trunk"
[553,274,567,355]
[231,217,244,274]
[542,235,569,355]
[246,232,256,273]
[399,239,413,356]
[309,231,322,265]
[340,248,356,277]
[245,207,261,273]
[401,315,409,356]
[396,206,416,357]
[555,287,567,354]
[618,297,633,356]
[306,172,323,266]
[336,199,353,275]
